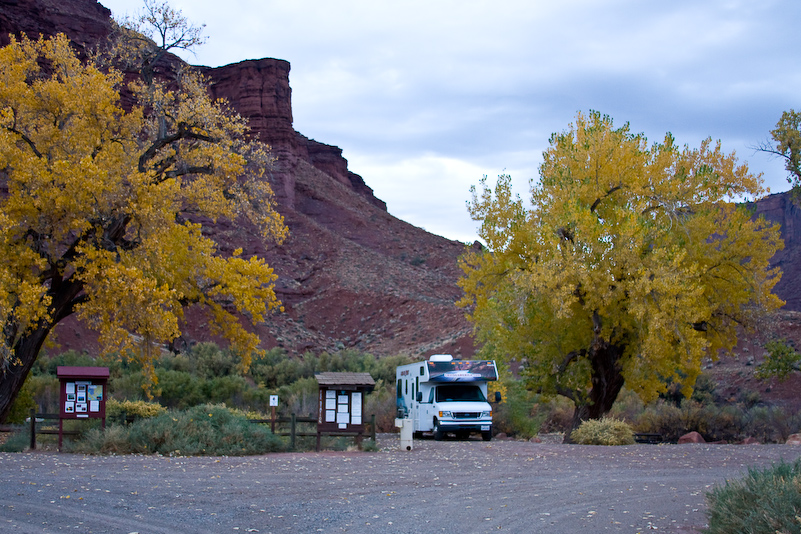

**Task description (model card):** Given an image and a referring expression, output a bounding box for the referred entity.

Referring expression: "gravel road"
[2,435,800,534]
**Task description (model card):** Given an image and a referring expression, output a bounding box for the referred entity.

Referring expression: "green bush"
[491,382,543,439]
[154,369,202,408]
[71,425,133,454]
[76,404,285,456]
[105,399,167,421]
[572,418,635,445]
[704,459,801,534]
[0,428,29,452]
[4,379,37,424]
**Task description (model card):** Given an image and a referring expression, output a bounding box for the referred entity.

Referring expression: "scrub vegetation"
[704,459,801,534]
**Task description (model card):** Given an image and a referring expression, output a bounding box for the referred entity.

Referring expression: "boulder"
[678,431,706,444]
[529,436,543,443]
[786,433,801,445]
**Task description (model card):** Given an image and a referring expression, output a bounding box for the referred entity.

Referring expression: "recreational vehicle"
[396,354,499,441]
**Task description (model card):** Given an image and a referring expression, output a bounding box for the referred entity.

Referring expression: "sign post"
[269,395,278,433]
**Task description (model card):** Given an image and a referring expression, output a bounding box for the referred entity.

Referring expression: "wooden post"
[58,418,64,452]
[29,408,36,450]
[290,413,296,451]
[371,414,376,442]
[270,405,276,433]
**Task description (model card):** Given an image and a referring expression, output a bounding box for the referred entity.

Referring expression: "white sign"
[269,395,279,407]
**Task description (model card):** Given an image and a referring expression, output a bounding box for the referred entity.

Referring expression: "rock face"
[749,192,801,311]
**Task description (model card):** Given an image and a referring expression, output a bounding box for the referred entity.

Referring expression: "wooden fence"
[249,414,377,451]
[1,410,377,452]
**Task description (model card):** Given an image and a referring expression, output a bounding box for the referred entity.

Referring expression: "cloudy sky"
[100,0,801,243]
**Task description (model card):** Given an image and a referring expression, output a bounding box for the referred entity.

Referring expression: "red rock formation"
[749,192,801,311]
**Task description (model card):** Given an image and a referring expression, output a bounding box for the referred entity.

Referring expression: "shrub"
[0,428,29,452]
[105,399,166,421]
[363,379,397,433]
[125,404,285,455]
[4,378,37,424]
[608,388,645,423]
[70,425,133,454]
[491,382,543,439]
[538,396,575,433]
[704,459,801,534]
[572,418,635,445]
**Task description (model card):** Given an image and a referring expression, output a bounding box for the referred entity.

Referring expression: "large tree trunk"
[563,341,625,443]
[0,327,51,422]
[0,278,84,422]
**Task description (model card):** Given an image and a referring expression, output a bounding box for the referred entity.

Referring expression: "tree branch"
[590,184,622,213]
[138,122,217,175]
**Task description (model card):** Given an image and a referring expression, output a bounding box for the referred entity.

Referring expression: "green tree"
[755,340,801,381]
[0,16,286,420]
[758,109,801,196]
[458,112,783,441]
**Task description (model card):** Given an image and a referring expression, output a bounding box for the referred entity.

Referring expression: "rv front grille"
[453,412,480,419]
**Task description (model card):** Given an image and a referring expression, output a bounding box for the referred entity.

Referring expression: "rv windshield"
[435,385,486,403]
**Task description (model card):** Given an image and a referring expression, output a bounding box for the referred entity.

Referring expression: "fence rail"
[249,414,377,451]
[2,410,377,452]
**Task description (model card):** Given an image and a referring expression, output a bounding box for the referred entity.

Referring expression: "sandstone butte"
[1,0,799,369]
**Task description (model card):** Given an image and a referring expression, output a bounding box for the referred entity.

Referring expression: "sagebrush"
[704,459,801,534]
[572,418,635,445]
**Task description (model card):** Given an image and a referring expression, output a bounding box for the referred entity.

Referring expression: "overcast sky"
[100,0,801,243]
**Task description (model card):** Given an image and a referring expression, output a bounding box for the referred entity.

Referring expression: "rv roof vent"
[429,354,454,362]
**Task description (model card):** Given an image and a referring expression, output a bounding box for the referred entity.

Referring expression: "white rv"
[396,354,500,441]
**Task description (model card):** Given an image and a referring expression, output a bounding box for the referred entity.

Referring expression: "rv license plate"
[481,425,490,431]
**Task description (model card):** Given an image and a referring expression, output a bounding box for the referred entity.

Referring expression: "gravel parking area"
[2,435,800,533]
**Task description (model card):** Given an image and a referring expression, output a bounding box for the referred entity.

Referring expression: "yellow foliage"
[0,34,286,388]
[459,111,783,411]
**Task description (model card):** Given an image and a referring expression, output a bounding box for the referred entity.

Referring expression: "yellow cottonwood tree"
[458,112,783,440]
[0,33,286,421]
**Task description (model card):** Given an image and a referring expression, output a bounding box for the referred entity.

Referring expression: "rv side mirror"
[416,391,423,402]
[494,391,502,403]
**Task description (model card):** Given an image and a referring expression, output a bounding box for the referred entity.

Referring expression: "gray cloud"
[101,0,801,241]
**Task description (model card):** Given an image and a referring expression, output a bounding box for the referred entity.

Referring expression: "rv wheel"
[433,421,444,441]
[482,431,492,441]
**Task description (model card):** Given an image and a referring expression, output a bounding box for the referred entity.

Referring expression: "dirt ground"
[1,434,800,534]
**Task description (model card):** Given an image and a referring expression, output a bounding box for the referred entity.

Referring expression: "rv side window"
[420,366,424,376]
[397,379,402,399]
[428,388,435,403]
[405,380,408,395]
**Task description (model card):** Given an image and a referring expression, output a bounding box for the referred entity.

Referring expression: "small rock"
[529,436,542,443]
[678,431,706,444]
[786,434,801,445]
[495,432,508,440]
[739,437,760,445]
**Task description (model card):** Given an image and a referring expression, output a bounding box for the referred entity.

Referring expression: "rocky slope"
[1,0,798,367]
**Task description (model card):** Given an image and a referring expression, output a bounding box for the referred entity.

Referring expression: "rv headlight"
[481,411,492,418]
[438,411,452,418]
